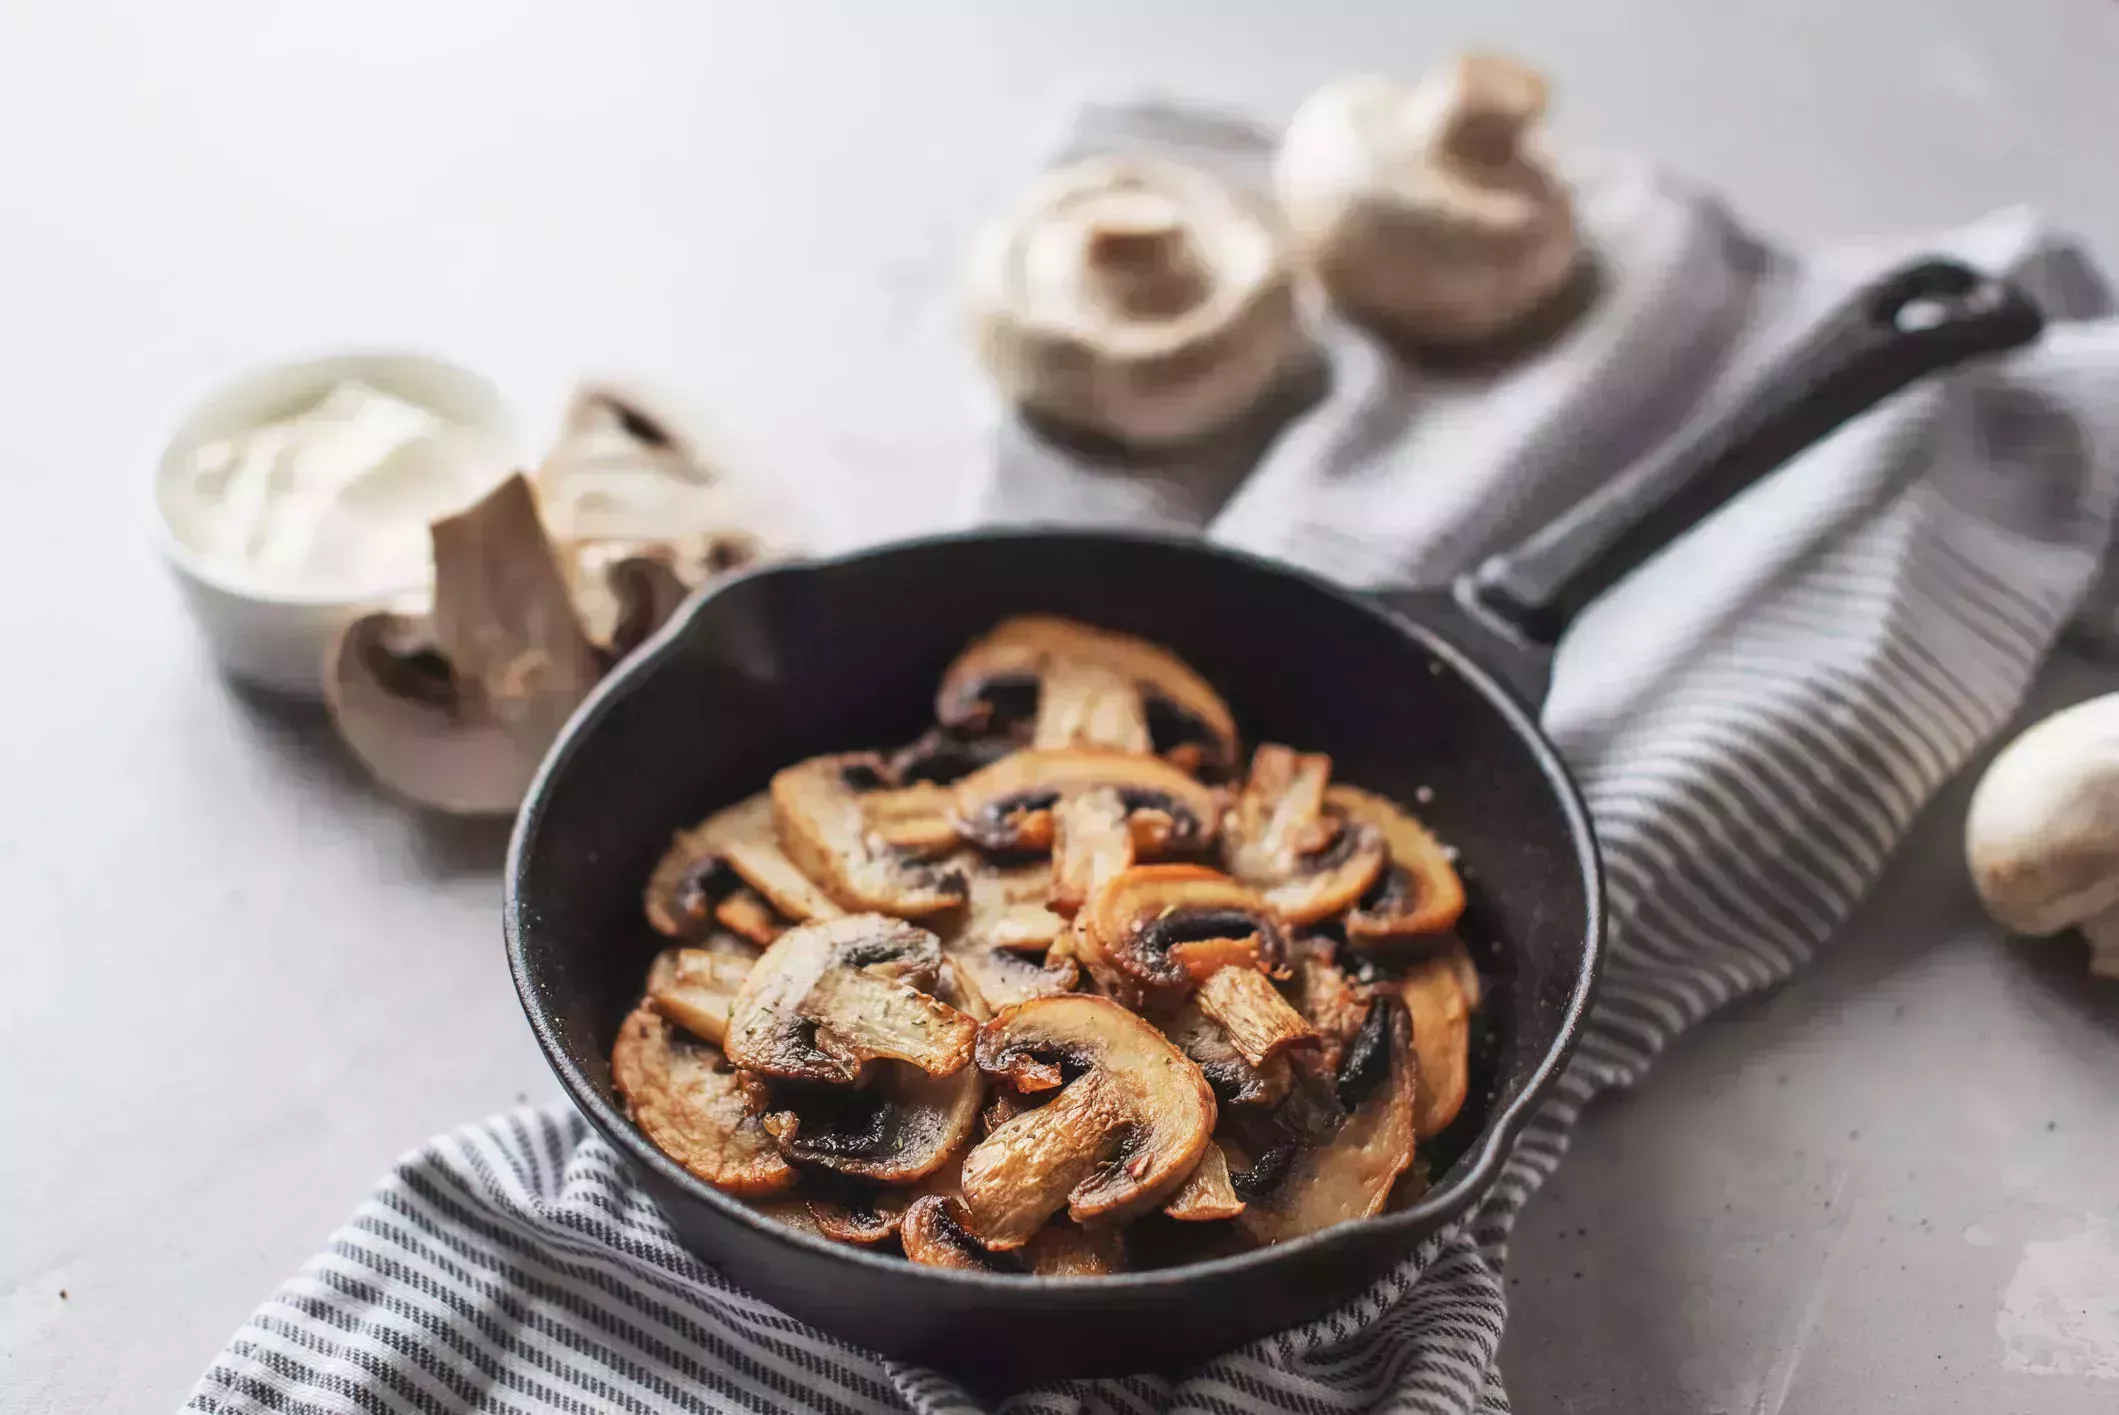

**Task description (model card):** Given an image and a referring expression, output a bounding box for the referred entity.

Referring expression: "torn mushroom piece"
[773,755,969,916]
[954,748,1224,915]
[1394,941,1481,1138]
[1329,785,1467,943]
[757,1062,983,1184]
[610,1005,796,1196]
[900,1195,1018,1272]
[1195,964,1318,1070]
[1231,996,1418,1245]
[1223,746,1388,925]
[959,995,1216,1250]
[1161,1000,1293,1108]
[1071,864,1291,1007]
[723,915,977,1085]
[646,792,846,942]
[1163,1142,1245,1222]
[326,474,608,816]
[936,616,1240,776]
[645,941,758,1046]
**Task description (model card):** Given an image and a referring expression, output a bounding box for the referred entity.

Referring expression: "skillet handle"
[1465,258,2044,646]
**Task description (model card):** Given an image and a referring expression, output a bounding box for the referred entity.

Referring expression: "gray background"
[3,3,2117,1412]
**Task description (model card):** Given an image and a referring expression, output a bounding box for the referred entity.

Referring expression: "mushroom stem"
[2081,903,2119,980]
[1432,54,1547,170]
[1084,196,1208,319]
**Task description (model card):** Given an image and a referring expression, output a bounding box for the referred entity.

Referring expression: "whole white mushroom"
[1273,54,1581,348]
[1965,693,2119,979]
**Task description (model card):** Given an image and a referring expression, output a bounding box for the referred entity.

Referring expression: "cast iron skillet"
[505,259,2039,1385]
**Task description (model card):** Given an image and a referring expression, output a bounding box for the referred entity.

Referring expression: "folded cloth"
[187,100,2119,1415]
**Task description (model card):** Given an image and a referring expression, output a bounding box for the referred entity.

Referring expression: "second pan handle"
[1465,258,2045,646]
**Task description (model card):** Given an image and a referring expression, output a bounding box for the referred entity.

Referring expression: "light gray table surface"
[4,4,2117,1412]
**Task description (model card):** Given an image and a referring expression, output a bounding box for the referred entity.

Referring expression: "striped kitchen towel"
[187,101,2119,1414]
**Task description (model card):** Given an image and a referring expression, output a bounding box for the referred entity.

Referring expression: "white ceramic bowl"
[154,352,518,697]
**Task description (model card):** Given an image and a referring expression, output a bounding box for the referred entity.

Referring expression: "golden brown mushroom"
[1222,746,1388,925]
[1162,1142,1246,1222]
[1330,785,1467,943]
[772,755,970,916]
[899,1195,1017,1272]
[646,792,845,941]
[610,1005,796,1197]
[1071,864,1291,1007]
[757,1062,982,1183]
[645,940,758,1047]
[1394,942,1481,1138]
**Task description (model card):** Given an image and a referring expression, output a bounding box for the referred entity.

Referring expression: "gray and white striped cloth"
[188,102,2119,1414]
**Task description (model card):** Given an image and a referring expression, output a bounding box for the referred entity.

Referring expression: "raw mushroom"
[1071,864,1292,1007]
[1231,996,1418,1244]
[966,156,1305,448]
[645,940,758,1046]
[1223,746,1388,925]
[1966,693,2119,980]
[326,474,607,815]
[1394,942,1481,1138]
[723,915,977,1084]
[646,793,845,942]
[773,754,970,916]
[1331,785,1467,943]
[1163,1142,1246,1222]
[757,1062,983,1183]
[953,749,1223,915]
[937,616,1241,775]
[610,1005,796,1196]
[1274,55,1581,348]
[959,995,1216,1249]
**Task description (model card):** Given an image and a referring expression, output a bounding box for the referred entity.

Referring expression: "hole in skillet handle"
[1450,256,2046,654]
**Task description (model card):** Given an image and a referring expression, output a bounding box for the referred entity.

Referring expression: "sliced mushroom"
[1284,937,1373,1076]
[1233,997,1418,1245]
[860,781,963,856]
[1072,864,1290,1006]
[1163,1142,1245,1221]
[887,727,1018,787]
[1395,942,1480,1138]
[966,156,1305,450]
[758,1061,983,1183]
[326,474,607,816]
[646,792,845,940]
[1023,1222,1128,1276]
[954,749,1220,854]
[723,915,976,1084]
[646,941,758,1046]
[900,1195,1018,1272]
[1330,786,1467,942]
[610,1005,795,1196]
[960,995,1216,1249]
[773,755,969,916]
[937,616,1240,776]
[1048,788,1138,915]
[1194,965,1318,1070]
[939,862,1078,1020]
[804,1189,911,1247]
[1222,745,1387,925]
[1161,1000,1293,1107]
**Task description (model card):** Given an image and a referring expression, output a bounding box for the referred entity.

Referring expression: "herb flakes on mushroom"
[773,755,970,916]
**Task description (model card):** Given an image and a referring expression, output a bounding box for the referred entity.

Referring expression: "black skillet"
[505,258,2040,1385]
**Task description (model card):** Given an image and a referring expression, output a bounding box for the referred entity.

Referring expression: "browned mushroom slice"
[1048,788,1138,915]
[1194,965,1318,1069]
[936,616,1239,774]
[1222,746,1387,925]
[646,942,758,1046]
[953,749,1221,857]
[773,755,969,917]
[1283,938,1372,1077]
[1161,1000,1293,1107]
[936,862,1078,1021]
[1073,865,1290,1006]
[645,793,844,940]
[1232,997,1418,1245]
[610,1005,796,1196]
[900,1195,1019,1272]
[945,947,1080,1022]
[1395,942,1480,1138]
[1023,1222,1129,1276]
[714,887,784,945]
[748,1197,833,1238]
[1330,785,1468,942]
[959,995,1216,1250]
[1163,1141,1245,1221]
[806,1190,911,1246]
[724,915,977,1084]
[759,1062,982,1183]
[860,781,963,856]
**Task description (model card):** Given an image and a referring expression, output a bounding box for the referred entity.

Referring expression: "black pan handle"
[1464,258,2044,646]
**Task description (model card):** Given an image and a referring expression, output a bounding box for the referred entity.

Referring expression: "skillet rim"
[503,526,1604,1302]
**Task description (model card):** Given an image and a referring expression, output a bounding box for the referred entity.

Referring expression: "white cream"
[168,380,503,597]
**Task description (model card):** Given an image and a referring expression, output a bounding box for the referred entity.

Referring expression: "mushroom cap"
[610,1005,796,1196]
[1222,746,1388,925]
[772,754,970,916]
[1073,863,1291,1004]
[966,155,1303,447]
[723,914,977,1084]
[899,1195,1016,1272]
[959,994,1216,1249]
[1966,693,2119,937]
[1330,784,1467,942]
[1273,56,1578,346]
[937,616,1240,775]
[952,749,1221,856]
